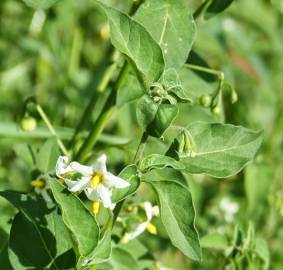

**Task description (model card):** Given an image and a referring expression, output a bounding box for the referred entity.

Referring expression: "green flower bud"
[231,89,238,104]
[199,95,212,107]
[212,106,221,116]
[20,116,37,131]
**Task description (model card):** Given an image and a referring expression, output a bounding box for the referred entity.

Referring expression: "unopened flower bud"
[199,95,211,107]
[21,116,37,131]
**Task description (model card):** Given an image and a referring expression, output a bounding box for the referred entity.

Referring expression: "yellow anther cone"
[147,222,157,235]
[92,201,100,215]
[31,179,45,188]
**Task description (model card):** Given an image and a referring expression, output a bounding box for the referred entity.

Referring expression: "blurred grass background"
[0,0,283,269]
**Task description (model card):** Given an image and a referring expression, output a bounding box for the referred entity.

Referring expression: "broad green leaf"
[146,104,178,137]
[111,246,139,270]
[136,95,159,132]
[271,0,283,13]
[0,191,74,269]
[117,74,144,108]
[21,0,61,9]
[200,232,228,250]
[36,138,60,173]
[78,228,112,267]
[112,165,140,203]
[135,0,196,69]
[140,154,185,173]
[245,163,274,213]
[90,229,112,265]
[172,122,263,178]
[49,180,99,262]
[97,2,165,85]
[136,95,178,138]
[146,180,201,261]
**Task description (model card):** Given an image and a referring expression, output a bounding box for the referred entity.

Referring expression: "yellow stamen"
[92,201,100,215]
[90,172,103,189]
[146,222,157,235]
[31,179,46,188]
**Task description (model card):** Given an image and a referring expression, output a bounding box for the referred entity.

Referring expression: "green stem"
[112,132,149,226]
[68,47,116,148]
[36,104,69,156]
[75,62,130,163]
[133,132,149,164]
[184,63,224,79]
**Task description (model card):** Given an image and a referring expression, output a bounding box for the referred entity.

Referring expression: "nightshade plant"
[2,0,282,269]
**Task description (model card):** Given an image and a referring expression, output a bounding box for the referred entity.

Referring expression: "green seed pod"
[21,116,37,131]
[199,95,212,107]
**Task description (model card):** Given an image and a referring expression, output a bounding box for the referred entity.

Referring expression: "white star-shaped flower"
[55,154,130,212]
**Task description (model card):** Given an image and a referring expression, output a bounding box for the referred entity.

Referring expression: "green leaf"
[13,144,34,169]
[0,191,75,269]
[0,243,13,270]
[146,180,201,261]
[117,74,144,108]
[200,232,229,250]
[90,229,112,265]
[36,138,60,173]
[120,239,148,260]
[135,0,196,69]
[136,95,178,138]
[97,2,165,85]
[112,165,140,203]
[111,246,139,270]
[205,0,234,19]
[161,68,192,103]
[22,0,61,9]
[78,228,112,267]
[255,237,270,269]
[271,0,283,13]
[140,154,185,173]
[172,122,263,178]
[136,95,159,131]
[49,180,99,263]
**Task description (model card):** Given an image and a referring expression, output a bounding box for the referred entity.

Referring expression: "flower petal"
[84,188,99,201]
[64,178,77,189]
[104,172,130,189]
[93,154,107,173]
[55,156,73,177]
[144,202,153,220]
[70,161,93,176]
[126,222,148,240]
[97,184,112,208]
[69,176,90,192]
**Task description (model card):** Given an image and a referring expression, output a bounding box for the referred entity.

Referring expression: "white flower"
[55,154,130,211]
[122,202,159,243]
[219,197,239,223]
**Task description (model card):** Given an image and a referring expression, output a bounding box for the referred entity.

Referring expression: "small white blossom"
[55,154,130,210]
[122,202,159,243]
[219,197,239,223]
